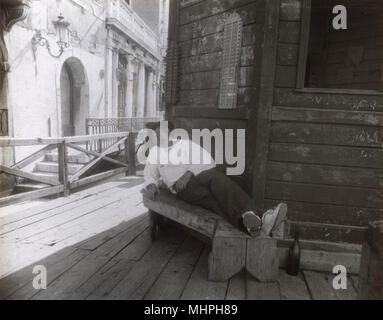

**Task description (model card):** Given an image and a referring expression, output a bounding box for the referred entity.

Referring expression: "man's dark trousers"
[176,168,261,227]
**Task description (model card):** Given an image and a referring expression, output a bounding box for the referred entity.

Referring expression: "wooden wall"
[267,0,383,243]
[168,0,266,187]
[168,0,383,244]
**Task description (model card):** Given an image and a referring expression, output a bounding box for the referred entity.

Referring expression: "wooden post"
[359,221,383,300]
[126,132,137,176]
[58,141,69,196]
[250,0,280,209]
[380,62,383,91]
[85,119,89,151]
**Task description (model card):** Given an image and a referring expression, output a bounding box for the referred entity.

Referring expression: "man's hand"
[174,171,194,193]
[141,184,159,200]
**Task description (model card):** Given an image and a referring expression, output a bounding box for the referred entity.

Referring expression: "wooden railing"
[0,109,8,136]
[0,132,137,207]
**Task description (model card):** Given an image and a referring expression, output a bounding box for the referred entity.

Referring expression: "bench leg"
[246,237,278,282]
[208,236,247,282]
[149,210,163,241]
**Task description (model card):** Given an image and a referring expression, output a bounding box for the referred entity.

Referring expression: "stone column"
[105,38,114,118]
[125,55,135,118]
[153,71,159,117]
[136,62,146,118]
[145,68,154,117]
[112,49,119,118]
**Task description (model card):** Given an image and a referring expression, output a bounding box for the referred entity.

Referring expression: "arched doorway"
[60,57,89,136]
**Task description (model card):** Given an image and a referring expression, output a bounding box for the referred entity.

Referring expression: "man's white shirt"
[143,139,215,193]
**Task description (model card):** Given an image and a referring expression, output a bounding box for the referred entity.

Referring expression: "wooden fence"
[0,131,137,207]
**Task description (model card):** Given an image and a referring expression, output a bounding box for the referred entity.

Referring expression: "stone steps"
[44,152,91,164]
[34,161,83,175]
[15,151,86,189]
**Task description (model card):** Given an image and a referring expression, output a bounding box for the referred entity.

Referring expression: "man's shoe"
[242,211,262,237]
[261,203,288,237]
[271,219,286,239]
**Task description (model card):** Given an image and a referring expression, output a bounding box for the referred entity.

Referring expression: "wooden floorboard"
[5,248,89,300]
[31,253,110,300]
[3,184,142,243]
[76,214,148,251]
[0,176,147,278]
[69,229,152,299]
[278,270,311,300]
[225,271,247,300]
[0,246,78,299]
[246,274,281,300]
[303,270,357,300]
[144,236,204,300]
[91,218,150,259]
[180,247,228,300]
[107,227,186,300]
[0,177,143,227]
[30,193,144,248]
[0,175,362,300]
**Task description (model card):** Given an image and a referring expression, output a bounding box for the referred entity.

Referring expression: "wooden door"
[60,63,74,136]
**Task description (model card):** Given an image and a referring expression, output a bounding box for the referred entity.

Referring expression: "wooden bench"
[143,192,278,282]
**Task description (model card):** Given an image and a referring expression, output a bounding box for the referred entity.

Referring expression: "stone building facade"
[0,0,168,195]
[1,0,168,152]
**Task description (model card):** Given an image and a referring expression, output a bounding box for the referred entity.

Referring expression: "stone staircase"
[15,151,92,193]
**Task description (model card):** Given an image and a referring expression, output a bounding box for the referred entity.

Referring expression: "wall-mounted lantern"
[32,14,72,58]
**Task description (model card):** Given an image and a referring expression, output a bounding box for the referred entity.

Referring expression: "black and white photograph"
[0,0,382,305]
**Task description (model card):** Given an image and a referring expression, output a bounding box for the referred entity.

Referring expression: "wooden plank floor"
[0,175,359,300]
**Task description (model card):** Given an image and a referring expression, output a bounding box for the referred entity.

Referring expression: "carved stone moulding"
[1,0,31,32]
[0,1,30,73]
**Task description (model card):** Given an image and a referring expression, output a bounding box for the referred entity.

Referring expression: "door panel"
[60,65,74,136]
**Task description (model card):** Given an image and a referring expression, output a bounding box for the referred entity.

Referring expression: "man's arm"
[173,170,194,193]
[142,153,161,200]
[142,163,160,200]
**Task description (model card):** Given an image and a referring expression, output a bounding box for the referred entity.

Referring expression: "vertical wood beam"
[251,0,280,210]
[359,221,383,300]
[380,62,383,92]
[126,132,137,176]
[58,142,69,196]
[296,0,311,89]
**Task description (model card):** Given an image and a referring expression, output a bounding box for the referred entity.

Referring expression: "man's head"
[145,121,175,147]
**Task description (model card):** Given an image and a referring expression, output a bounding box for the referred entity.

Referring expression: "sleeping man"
[141,121,287,238]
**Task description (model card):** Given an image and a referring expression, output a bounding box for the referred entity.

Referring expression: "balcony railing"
[107,0,159,56]
[86,117,159,152]
[0,109,8,136]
